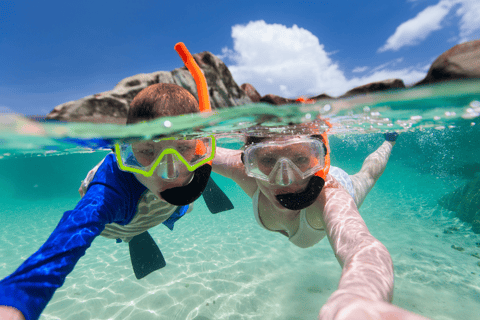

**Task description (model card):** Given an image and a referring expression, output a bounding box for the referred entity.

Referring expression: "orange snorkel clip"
[313,119,332,181]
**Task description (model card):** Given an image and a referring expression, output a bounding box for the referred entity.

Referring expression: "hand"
[78,180,87,197]
[78,165,101,197]
[319,292,431,320]
[0,306,26,320]
[384,132,399,142]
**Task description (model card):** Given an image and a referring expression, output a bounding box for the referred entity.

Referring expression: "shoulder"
[312,174,355,214]
[89,153,146,199]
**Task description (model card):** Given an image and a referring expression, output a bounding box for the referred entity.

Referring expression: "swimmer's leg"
[350,134,397,208]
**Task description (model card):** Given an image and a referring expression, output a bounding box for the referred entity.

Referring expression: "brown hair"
[126,83,200,124]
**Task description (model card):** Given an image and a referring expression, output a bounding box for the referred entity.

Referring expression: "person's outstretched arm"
[350,134,396,208]
[317,177,430,320]
[212,146,258,198]
[0,154,145,320]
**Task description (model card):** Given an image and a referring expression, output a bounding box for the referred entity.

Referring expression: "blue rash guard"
[0,153,187,320]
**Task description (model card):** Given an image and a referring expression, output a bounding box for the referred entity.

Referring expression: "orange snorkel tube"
[174,42,211,113]
[174,42,213,167]
[158,43,214,206]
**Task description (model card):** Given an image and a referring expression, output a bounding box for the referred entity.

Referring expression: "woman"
[213,124,429,320]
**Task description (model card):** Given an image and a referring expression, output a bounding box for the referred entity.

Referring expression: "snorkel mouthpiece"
[275,175,325,210]
[160,164,212,206]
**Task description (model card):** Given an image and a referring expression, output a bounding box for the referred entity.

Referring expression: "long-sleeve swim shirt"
[0,153,185,320]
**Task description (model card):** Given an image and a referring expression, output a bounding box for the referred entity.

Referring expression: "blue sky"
[1,0,479,115]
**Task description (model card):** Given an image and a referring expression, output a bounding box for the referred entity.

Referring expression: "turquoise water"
[1,81,480,319]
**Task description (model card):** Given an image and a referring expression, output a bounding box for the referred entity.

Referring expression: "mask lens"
[244,139,325,181]
[116,135,215,177]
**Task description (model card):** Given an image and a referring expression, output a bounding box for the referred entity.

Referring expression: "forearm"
[336,237,394,302]
[322,188,394,302]
[0,207,106,320]
[212,147,243,179]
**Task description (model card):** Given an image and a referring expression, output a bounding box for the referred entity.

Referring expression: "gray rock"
[341,79,405,98]
[259,94,298,106]
[415,39,480,86]
[241,83,262,102]
[309,93,333,101]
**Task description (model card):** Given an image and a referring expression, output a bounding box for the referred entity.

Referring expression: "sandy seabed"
[1,166,479,320]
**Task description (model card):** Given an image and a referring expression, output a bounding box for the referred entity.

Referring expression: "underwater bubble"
[470,100,480,108]
[323,104,331,112]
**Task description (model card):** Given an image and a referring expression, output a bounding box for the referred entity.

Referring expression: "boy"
[0,44,216,320]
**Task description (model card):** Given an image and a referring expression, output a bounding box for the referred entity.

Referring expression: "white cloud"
[221,20,348,97]
[349,68,427,88]
[379,0,456,52]
[220,21,427,98]
[379,0,480,52]
[352,66,369,73]
[455,0,480,42]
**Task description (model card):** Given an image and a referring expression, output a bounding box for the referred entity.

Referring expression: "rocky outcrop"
[438,176,480,234]
[415,39,480,86]
[259,94,298,106]
[309,93,333,101]
[46,52,252,123]
[45,40,480,116]
[241,83,262,102]
[341,79,405,98]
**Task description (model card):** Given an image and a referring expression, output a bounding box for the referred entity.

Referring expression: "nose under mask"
[156,154,180,180]
[269,159,297,186]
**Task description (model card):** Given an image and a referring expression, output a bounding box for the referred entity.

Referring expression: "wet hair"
[126,83,200,124]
